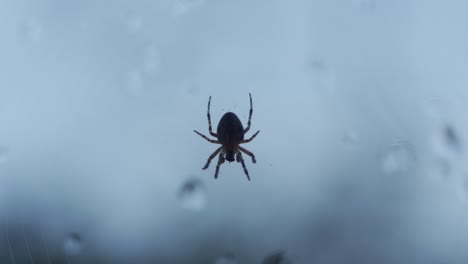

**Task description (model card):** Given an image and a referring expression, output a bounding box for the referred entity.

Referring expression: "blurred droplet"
[172,0,204,16]
[78,21,90,31]
[440,124,462,153]
[214,253,237,264]
[123,69,145,97]
[381,141,415,175]
[143,46,161,75]
[304,58,336,96]
[63,233,82,256]
[187,83,200,95]
[0,146,9,164]
[352,0,376,11]
[421,95,446,119]
[428,158,452,180]
[178,178,206,211]
[262,250,292,264]
[432,123,464,161]
[306,59,327,70]
[127,16,144,32]
[342,131,359,149]
[19,19,44,43]
[455,173,468,204]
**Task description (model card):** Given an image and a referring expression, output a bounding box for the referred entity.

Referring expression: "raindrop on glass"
[78,21,90,31]
[172,0,204,16]
[440,124,462,154]
[421,95,445,119]
[143,46,161,75]
[262,250,292,264]
[381,141,415,175]
[0,146,9,164]
[178,178,206,211]
[304,58,336,96]
[352,0,376,11]
[455,172,468,204]
[428,158,452,181]
[123,69,145,97]
[19,19,44,43]
[127,16,144,32]
[214,253,237,264]
[342,131,359,149]
[187,83,200,95]
[63,233,82,256]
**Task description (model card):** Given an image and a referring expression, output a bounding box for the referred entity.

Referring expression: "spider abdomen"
[216,112,244,144]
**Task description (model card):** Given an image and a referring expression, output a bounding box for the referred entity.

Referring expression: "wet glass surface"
[0,0,468,263]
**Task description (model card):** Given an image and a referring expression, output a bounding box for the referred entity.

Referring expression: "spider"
[194,93,260,181]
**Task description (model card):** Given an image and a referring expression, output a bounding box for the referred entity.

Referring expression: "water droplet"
[78,21,90,31]
[127,16,144,32]
[172,0,204,16]
[381,141,415,175]
[123,69,145,97]
[0,146,9,164]
[143,46,161,75]
[304,58,336,96]
[262,250,292,264]
[342,131,359,149]
[455,172,468,204]
[428,158,452,180]
[432,123,464,160]
[421,95,446,119]
[187,83,200,95]
[178,178,206,211]
[19,19,44,43]
[352,0,376,11]
[440,124,462,153]
[63,233,82,256]
[214,253,237,264]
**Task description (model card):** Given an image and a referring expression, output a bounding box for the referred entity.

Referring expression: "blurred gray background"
[0,0,467,263]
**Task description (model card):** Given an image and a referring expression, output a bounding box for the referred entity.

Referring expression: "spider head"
[225,150,235,162]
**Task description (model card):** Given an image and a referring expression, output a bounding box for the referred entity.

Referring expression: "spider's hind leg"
[236,152,251,181]
[239,146,256,163]
[203,146,223,170]
[214,152,225,179]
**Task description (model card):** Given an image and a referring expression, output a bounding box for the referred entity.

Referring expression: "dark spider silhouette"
[194,93,260,181]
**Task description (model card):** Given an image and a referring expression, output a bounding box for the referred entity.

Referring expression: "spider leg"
[236,152,251,181]
[243,93,254,134]
[240,130,260,144]
[238,146,256,163]
[194,130,220,144]
[214,152,225,179]
[202,146,223,170]
[207,96,218,137]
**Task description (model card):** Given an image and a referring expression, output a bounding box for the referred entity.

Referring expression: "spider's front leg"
[243,93,254,134]
[207,96,218,137]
